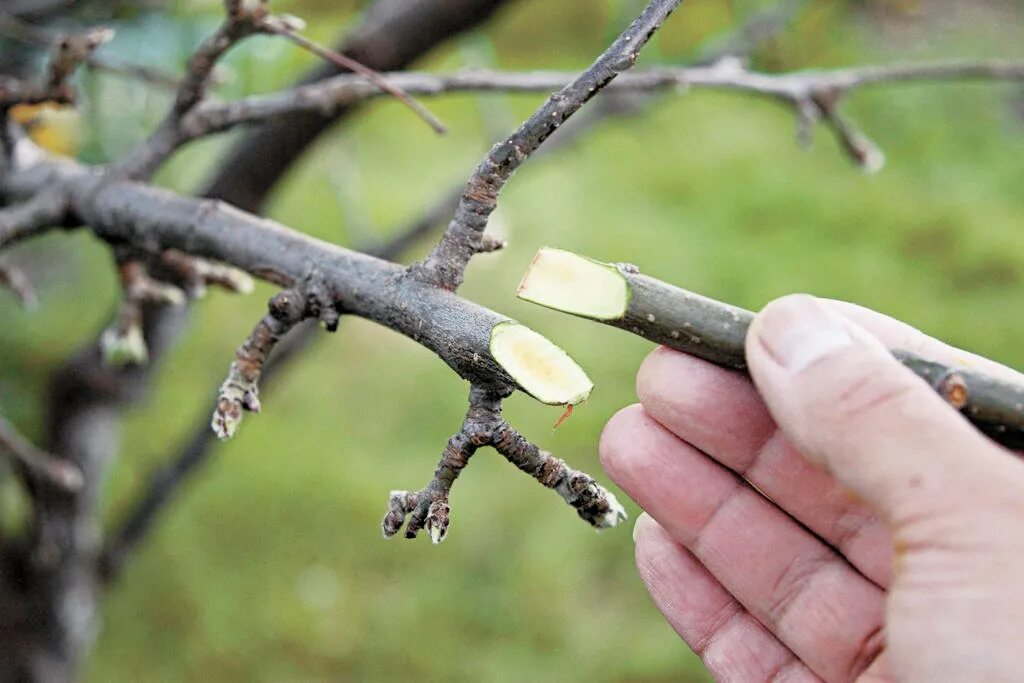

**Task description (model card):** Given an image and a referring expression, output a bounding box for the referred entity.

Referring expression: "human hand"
[600,295,1024,682]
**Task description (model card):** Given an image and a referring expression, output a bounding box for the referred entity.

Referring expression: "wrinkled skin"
[601,295,1024,682]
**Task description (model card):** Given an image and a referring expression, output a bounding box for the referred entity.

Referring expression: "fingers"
[637,348,892,587]
[745,294,1021,524]
[823,299,1024,385]
[602,406,885,682]
[633,515,822,683]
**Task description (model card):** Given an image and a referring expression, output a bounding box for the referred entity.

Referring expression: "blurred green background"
[2,0,1023,680]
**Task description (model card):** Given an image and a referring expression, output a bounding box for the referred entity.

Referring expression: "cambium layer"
[518,248,1024,449]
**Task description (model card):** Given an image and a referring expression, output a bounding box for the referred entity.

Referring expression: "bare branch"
[178,59,1024,172]
[6,142,603,409]
[490,419,626,529]
[100,257,186,366]
[159,248,253,299]
[0,189,68,250]
[414,0,683,290]
[112,2,267,179]
[199,0,516,213]
[0,413,82,491]
[99,216,440,581]
[116,0,447,179]
[382,388,488,543]
[383,386,625,543]
[257,15,446,134]
[211,286,324,440]
[1,1,526,673]
[96,95,639,578]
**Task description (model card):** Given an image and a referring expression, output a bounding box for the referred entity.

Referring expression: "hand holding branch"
[601,296,1024,681]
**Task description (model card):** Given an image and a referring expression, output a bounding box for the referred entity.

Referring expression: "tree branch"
[0,414,82,491]
[0,257,36,308]
[100,298,362,580]
[518,248,1024,449]
[383,386,625,543]
[411,0,682,290]
[199,0,518,212]
[257,14,446,134]
[0,188,68,249]
[175,59,1024,172]
[96,93,641,578]
[0,25,112,108]
[0,13,182,89]
[111,1,268,179]
[4,140,607,407]
[115,1,447,180]
[211,286,325,439]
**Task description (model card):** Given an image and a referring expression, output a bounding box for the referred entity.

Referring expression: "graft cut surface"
[490,321,593,405]
[517,247,628,320]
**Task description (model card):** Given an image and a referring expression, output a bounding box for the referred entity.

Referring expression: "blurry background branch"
[0,0,1022,682]
[200,0,519,212]
[173,59,1024,172]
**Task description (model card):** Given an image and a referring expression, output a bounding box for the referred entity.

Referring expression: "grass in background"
[0,1,1022,681]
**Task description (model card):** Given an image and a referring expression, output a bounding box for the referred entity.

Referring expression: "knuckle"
[766,551,833,628]
[598,403,646,474]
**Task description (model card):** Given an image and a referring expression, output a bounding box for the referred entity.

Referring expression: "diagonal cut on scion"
[518,247,1024,449]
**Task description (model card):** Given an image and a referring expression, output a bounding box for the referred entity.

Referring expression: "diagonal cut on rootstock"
[518,247,1024,449]
[489,321,593,406]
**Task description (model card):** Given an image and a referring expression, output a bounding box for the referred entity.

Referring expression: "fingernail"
[754,295,853,373]
[632,512,651,543]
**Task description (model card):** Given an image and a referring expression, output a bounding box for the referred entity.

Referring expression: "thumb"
[746,294,1013,522]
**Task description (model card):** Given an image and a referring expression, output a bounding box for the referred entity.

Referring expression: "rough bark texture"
[383,386,625,542]
[3,154,522,396]
[0,2,527,678]
[96,91,644,582]
[412,0,682,289]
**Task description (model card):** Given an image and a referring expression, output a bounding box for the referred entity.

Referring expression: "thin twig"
[0,25,112,107]
[211,284,333,440]
[197,0,514,212]
[179,60,1024,172]
[112,2,266,179]
[383,386,626,543]
[411,0,683,290]
[115,2,448,179]
[0,13,180,89]
[0,413,82,491]
[259,17,446,135]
